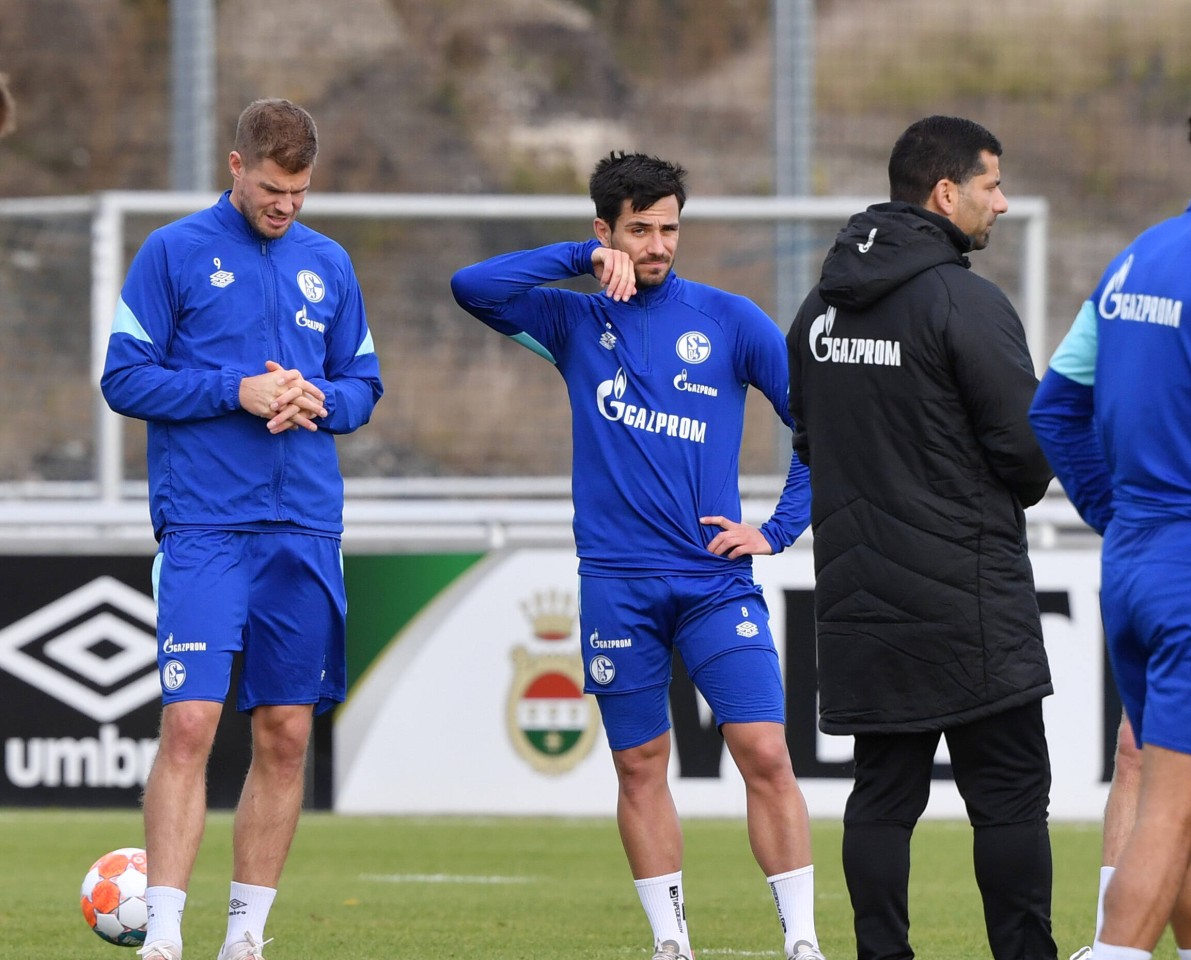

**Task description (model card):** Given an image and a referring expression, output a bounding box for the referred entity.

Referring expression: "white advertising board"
[335,546,1109,820]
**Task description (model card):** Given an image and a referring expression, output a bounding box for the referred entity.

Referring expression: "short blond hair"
[0,73,15,139]
[233,98,317,173]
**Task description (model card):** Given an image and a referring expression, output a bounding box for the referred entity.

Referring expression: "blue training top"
[452,238,810,576]
[101,192,384,540]
[1030,200,1191,529]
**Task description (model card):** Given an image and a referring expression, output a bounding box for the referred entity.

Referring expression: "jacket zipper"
[262,238,285,519]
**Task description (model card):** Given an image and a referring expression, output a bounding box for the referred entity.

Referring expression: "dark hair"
[888,116,1002,205]
[233,98,318,173]
[588,151,688,228]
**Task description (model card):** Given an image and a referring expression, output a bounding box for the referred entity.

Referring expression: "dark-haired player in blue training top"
[452,152,824,960]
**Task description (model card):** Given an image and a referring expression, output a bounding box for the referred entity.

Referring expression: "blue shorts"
[1101,520,1191,754]
[152,529,347,715]
[578,572,785,750]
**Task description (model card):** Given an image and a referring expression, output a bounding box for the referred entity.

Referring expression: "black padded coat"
[786,202,1054,734]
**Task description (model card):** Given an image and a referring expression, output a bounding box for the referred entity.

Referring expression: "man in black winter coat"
[786,115,1057,960]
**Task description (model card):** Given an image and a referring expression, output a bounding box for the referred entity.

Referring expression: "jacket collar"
[212,190,292,246]
[817,201,972,311]
[871,201,974,255]
[628,269,680,306]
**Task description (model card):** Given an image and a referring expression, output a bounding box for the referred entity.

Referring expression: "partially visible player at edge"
[0,72,16,139]
[101,99,383,960]
[451,152,824,960]
[1029,113,1191,960]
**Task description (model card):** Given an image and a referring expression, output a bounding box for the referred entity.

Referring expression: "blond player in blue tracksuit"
[452,152,824,960]
[102,99,382,960]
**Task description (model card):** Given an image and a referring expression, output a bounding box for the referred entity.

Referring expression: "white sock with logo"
[224,881,276,948]
[768,865,818,955]
[634,871,692,956]
[145,885,186,947]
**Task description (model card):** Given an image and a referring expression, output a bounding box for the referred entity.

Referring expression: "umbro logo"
[210,257,235,288]
[0,577,160,722]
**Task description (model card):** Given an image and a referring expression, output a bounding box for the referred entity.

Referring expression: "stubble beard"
[635,259,672,287]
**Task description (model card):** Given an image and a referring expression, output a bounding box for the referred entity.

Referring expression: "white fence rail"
[1,191,1056,548]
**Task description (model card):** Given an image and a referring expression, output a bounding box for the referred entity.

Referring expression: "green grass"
[1,809,1107,960]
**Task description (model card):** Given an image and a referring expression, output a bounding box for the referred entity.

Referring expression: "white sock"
[1095,865,1115,941]
[634,871,691,956]
[1176,949,1191,960]
[1092,941,1151,960]
[145,885,186,947]
[224,881,276,947]
[768,865,818,954]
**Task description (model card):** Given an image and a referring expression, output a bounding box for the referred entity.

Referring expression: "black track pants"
[841,700,1057,960]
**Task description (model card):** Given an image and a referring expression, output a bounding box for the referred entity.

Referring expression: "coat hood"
[818,202,973,311]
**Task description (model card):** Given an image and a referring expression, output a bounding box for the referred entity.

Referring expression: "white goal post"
[88,190,1049,499]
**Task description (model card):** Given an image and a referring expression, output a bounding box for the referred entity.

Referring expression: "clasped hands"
[240,360,327,434]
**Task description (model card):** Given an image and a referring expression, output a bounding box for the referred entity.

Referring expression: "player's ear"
[926,178,957,217]
[593,217,612,247]
[228,151,244,180]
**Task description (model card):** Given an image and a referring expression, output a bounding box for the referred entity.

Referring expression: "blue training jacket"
[451,238,810,577]
[1030,200,1191,531]
[101,191,383,540]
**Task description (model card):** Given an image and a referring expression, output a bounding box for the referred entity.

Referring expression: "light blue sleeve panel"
[308,255,384,435]
[1047,300,1097,386]
[511,330,556,364]
[111,295,153,343]
[101,230,242,423]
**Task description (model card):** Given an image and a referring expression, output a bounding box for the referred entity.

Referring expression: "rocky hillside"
[1,0,1189,480]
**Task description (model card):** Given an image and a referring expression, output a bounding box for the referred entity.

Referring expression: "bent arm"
[736,299,811,551]
[1029,370,1112,534]
[306,273,383,435]
[1028,300,1111,533]
[451,239,601,358]
[948,282,1053,506]
[759,450,812,551]
[101,289,245,423]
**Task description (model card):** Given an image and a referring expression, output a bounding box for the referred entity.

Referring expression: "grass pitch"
[2,808,1108,959]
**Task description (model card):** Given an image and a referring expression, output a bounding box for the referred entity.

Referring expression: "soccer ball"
[80,847,149,946]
